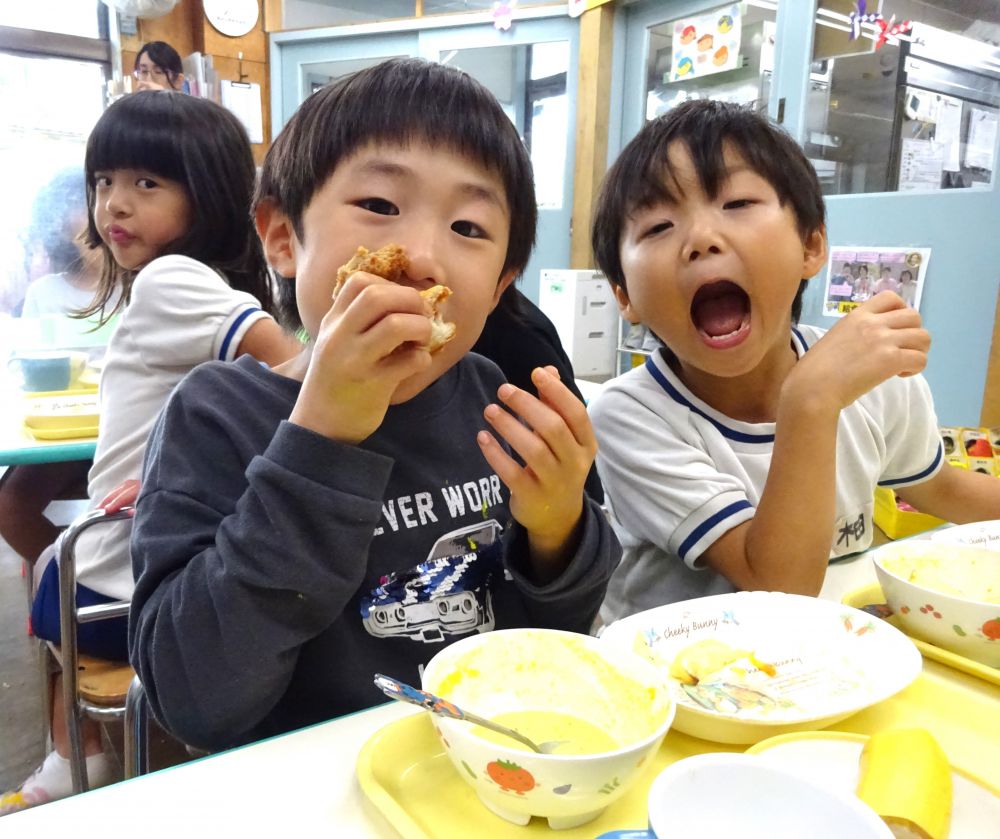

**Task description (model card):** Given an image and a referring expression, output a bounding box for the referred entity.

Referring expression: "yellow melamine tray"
[22,389,99,440]
[843,584,1000,688]
[356,664,1000,838]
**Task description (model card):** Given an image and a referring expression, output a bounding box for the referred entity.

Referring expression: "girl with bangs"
[1,91,298,816]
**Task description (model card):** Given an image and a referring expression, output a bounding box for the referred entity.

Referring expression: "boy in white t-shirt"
[588,100,1000,623]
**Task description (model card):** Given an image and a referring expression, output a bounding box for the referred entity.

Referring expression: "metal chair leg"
[124,676,148,779]
[56,507,134,794]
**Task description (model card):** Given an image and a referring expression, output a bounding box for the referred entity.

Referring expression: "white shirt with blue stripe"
[74,254,269,599]
[590,324,943,623]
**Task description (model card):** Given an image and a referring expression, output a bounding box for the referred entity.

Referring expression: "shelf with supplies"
[617,319,659,375]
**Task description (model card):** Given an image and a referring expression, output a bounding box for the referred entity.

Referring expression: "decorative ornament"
[99,0,180,18]
[493,1,515,32]
[848,0,881,42]
[848,2,913,50]
[875,15,913,50]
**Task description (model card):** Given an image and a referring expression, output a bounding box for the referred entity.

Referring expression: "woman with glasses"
[133,41,185,92]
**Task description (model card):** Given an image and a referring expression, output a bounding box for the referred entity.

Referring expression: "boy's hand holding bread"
[290,244,455,444]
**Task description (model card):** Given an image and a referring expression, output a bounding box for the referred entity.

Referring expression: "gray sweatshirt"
[129,354,618,751]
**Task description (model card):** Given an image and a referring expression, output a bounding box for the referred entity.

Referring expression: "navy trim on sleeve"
[878,442,944,487]
[644,357,775,444]
[792,327,809,353]
[678,499,754,560]
[219,307,260,361]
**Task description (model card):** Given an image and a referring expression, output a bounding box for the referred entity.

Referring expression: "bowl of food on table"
[419,627,675,830]
[873,533,1000,668]
[600,591,921,745]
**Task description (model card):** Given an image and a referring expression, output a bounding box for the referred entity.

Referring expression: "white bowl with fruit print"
[420,628,675,830]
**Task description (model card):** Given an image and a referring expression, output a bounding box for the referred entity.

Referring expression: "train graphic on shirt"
[360,519,502,643]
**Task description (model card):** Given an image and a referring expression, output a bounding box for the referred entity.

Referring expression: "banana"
[857,728,953,839]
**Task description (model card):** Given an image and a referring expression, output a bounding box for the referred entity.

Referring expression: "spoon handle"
[374,673,466,720]
[373,673,543,753]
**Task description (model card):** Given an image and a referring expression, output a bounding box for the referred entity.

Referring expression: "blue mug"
[7,351,87,393]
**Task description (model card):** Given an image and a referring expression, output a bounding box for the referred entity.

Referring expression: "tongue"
[693,293,747,337]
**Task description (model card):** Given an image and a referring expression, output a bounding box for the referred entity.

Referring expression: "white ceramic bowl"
[873,538,1000,668]
[420,628,675,830]
[600,591,921,744]
[647,752,893,838]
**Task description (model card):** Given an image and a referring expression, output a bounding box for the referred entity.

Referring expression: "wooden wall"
[981,294,1000,427]
[570,2,615,269]
[120,0,271,165]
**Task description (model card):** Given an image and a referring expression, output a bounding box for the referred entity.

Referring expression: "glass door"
[419,18,578,302]
[273,31,418,125]
[271,12,578,302]
[620,0,782,149]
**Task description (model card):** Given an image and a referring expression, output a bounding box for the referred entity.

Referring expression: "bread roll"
[334,244,456,353]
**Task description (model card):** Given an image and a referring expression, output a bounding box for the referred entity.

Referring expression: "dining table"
[0,314,110,466]
[3,546,996,837]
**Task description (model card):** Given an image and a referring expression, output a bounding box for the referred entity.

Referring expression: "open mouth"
[690,280,751,348]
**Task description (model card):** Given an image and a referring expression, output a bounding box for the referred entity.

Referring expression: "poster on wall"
[821,246,931,317]
[669,4,742,82]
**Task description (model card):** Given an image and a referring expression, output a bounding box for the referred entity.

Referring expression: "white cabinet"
[538,270,618,380]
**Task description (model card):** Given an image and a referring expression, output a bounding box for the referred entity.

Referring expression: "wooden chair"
[42,505,146,793]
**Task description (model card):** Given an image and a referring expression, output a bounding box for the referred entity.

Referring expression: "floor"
[0,490,191,802]
[0,536,45,792]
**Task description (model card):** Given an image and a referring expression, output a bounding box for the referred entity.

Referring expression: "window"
[0,3,109,322]
[642,2,780,122]
[0,1,103,39]
[807,0,1000,195]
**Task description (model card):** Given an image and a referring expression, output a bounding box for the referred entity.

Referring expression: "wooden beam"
[980,291,1000,427]
[569,2,615,269]
[262,0,283,31]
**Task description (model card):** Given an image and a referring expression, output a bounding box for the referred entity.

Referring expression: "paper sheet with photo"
[669,4,741,82]
[821,247,931,318]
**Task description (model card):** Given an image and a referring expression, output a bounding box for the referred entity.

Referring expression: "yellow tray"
[22,390,99,437]
[843,583,1000,688]
[746,731,1000,837]
[23,382,99,398]
[22,422,99,440]
[356,664,1000,838]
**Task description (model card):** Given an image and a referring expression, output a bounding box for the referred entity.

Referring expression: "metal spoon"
[373,673,567,754]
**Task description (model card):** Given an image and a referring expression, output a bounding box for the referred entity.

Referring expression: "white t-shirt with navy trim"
[76,254,269,599]
[590,324,943,623]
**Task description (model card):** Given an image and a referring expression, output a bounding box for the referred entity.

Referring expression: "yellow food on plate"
[857,728,952,839]
[668,638,749,685]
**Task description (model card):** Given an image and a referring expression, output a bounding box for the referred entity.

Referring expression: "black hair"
[29,167,87,275]
[592,99,826,324]
[255,57,537,330]
[900,269,913,281]
[135,41,183,88]
[82,91,272,322]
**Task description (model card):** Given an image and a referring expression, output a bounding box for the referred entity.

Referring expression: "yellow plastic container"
[22,390,99,438]
[873,486,945,540]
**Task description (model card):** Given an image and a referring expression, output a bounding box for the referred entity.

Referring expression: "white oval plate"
[929,519,1000,551]
[747,731,1000,839]
[600,591,921,744]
